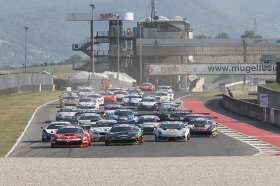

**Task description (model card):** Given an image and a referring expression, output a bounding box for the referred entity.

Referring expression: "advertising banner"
[260,94,269,107]
[148,63,277,76]
[218,82,225,92]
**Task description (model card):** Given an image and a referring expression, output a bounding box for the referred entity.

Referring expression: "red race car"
[51,125,91,148]
[100,91,117,103]
[139,83,155,91]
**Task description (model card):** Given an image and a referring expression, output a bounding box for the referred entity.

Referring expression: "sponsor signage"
[260,94,268,107]
[66,12,134,21]
[218,82,225,92]
[148,63,277,76]
[262,60,272,70]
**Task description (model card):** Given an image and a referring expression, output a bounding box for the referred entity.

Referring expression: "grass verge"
[262,82,280,91]
[0,91,61,157]
[185,92,223,98]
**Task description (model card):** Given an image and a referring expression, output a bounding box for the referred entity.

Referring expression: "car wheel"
[42,138,46,142]
[105,140,110,146]
[51,143,55,148]
[155,135,158,142]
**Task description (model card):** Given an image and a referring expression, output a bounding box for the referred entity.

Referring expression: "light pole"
[24,26,29,73]
[114,14,120,82]
[139,22,143,85]
[89,4,95,74]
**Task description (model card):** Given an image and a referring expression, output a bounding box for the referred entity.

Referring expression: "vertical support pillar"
[243,39,247,85]
[155,40,158,86]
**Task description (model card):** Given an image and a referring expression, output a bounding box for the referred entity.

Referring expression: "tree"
[215,32,230,38]
[241,30,263,38]
[194,35,212,39]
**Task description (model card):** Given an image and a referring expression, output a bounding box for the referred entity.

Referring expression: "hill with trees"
[1,0,280,68]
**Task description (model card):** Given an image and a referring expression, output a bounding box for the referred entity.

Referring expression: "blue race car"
[109,109,138,122]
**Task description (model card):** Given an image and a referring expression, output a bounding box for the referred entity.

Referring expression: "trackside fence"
[0,73,54,96]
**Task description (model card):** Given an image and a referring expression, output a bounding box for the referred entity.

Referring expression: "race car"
[76,97,99,110]
[56,108,77,123]
[154,121,190,142]
[109,109,138,122]
[186,117,218,137]
[128,89,144,97]
[90,120,118,142]
[136,115,160,134]
[100,91,117,104]
[105,124,143,146]
[114,90,128,101]
[76,113,102,125]
[153,91,170,102]
[153,106,182,121]
[122,94,142,106]
[51,125,91,148]
[77,87,94,97]
[137,96,157,111]
[86,94,105,105]
[157,86,172,92]
[107,87,122,92]
[41,121,72,142]
[59,94,79,107]
[139,83,155,91]
[167,110,192,121]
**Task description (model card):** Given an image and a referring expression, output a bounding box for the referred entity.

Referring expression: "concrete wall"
[257,85,280,110]
[223,94,280,127]
[22,84,55,92]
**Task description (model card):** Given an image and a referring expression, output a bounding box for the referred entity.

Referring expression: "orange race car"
[100,91,117,104]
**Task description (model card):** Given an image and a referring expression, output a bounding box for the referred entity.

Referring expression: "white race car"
[137,115,161,134]
[153,91,170,102]
[41,121,72,142]
[122,94,142,105]
[114,90,128,101]
[90,120,118,141]
[154,121,190,142]
[76,97,99,110]
[137,96,157,111]
[77,87,94,97]
[87,94,105,105]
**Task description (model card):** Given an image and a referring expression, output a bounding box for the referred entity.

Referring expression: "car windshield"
[47,124,70,129]
[88,94,101,98]
[79,115,100,120]
[79,98,93,102]
[125,95,139,98]
[159,124,184,129]
[142,97,156,102]
[56,128,84,134]
[189,120,212,125]
[62,96,76,99]
[114,110,133,116]
[114,91,127,95]
[154,92,167,96]
[79,89,91,92]
[138,116,159,122]
[170,112,190,117]
[104,105,122,110]
[129,90,141,93]
[94,123,116,127]
[141,83,152,86]
[110,126,137,133]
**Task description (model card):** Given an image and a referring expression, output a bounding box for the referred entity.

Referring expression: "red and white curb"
[217,124,280,156]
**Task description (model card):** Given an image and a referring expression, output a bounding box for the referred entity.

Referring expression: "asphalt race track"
[7,91,259,157]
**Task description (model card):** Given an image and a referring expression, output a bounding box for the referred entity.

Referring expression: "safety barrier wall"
[223,94,280,127]
[257,85,280,110]
[0,73,53,89]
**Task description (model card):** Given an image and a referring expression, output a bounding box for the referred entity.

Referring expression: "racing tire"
[154,135,158,142]
[42,138,46,142]
[105,140,110,146]
[51,144,55,148]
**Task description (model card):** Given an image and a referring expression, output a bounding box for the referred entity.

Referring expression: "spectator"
[227,87,235,98]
